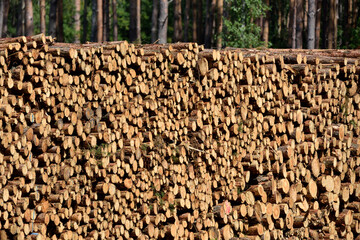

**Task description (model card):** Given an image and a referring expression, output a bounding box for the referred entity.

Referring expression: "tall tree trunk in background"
[328,0,336,48]
[289,0,296,48]
[262,0,269,46]
[184,0,190,42]
[112,0,118,41]
[16,1,22,36]
[97,0,103,42]
[0,1,4,37]
[304,0,308,34]
[57,0,64,42]
[82,0,88,42]
[31,1,40,35]
[158,0,168,43]
[192,1,198,42]
[75,0,81,43]
[352,0,358,29]
[49,0,57,37]
[334,0,338,47]
[277,1,282,39]
[130,0,141,43]
[91,0,97,41]
[315,0,322,48]
[136,0,141,42]
[205,0,216,48]
[321,0,328,48]
[296,0,304,48]
[40,0,46,34]
[343,0,350,48]
[347,0,353,29]
[151,0,159,43]
[103,0,109,41]
[308,0,316,48]
[129,0,136,41]
[2,0,9,37]
[216,0,223,49]
[22,0,26,35]
[173,0,183,42]
[198,0,204,44]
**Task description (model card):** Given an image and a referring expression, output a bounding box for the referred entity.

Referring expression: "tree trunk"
[352,0,358,29]
[97,0,103,42]
[262,0,269,47]
[304,0,308,33]
[321,0,328,48]
[315,0,322,48]
[198,0,204,44]
[334,0,338,47]
[57,0,64,42]
[289,0,296,48]
[151,0,159,43]
[278,1,284,39]
[205,0,210,46]
[21,0,26,35]
[129,0,141,43]
[0,1,3,37]
[343,0,350,48]
[49,0,57,37]
[82,0,88,42]
[216,0,223,49]
[204,0,216,48]
[103,0,110,41]
[328,0,336,48]
[112,0,118,41]
[40,0,46,34]
[75,0,81,43]
[136,0,141,43]
[2,0,9,37]
[192,0,198,42]
[158,0,168,44]
[17,1,23,36]
[173,0,183,42]
[308,0,316,49]
[91,0,97,41]
[184,0,190,41]
[296,0,304,48]
[130,0,136,41]
[130,0,140,43]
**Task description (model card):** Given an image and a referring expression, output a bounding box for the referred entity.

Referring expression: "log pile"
[0,34,360,239]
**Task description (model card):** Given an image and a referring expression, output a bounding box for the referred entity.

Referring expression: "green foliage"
[238,122,243,133]
[140,143,149,151]
[63,1,76,42]
[153,188,165,207]
[350,120,357,129]
[5,0,21,37]
[154,191,165,199]
[112,0,130,41]
[140,0,152,44]
[223,0,270,48]
[268,0,289,48]
[90,143,110,160]
[343,27,360,49]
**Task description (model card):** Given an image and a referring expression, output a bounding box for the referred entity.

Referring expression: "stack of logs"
[0,34,360,240]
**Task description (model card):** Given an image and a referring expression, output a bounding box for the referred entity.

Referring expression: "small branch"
[187,145,205,153]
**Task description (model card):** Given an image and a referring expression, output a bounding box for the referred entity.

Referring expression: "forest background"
[0,0,358,49]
